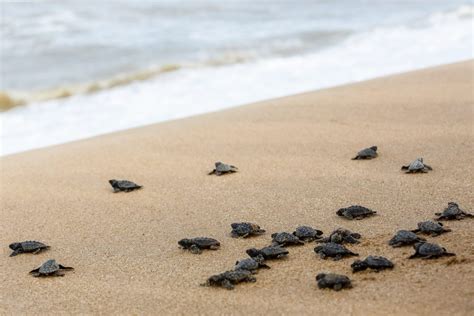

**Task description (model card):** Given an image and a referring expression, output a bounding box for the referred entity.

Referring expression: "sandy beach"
[1,61,473,315]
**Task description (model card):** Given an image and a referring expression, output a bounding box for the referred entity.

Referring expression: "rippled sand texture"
[0,61,473,315]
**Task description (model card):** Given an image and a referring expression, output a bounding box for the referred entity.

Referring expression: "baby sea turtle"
[316,273,352,291]
[29,259,74,277]
[401,158,432,173]
[409,242,455,259]
[201,270,256,290]
[352,146,378,160]
[230,222,265,238]
[320,228,362,244]
[271,232,305,246]
[246,245,289,260]
[178,237,220,254]
[314,242,358,260]
[351,256,394,272]
[235,256,270,273]
[388,230,426,247]
[109,179,142,192]
[337,205,376,220]
[208,162,238,176]
[293,226,324,242]
[412,221,451,236]
[9,241,50,257]
[435,202,473,220]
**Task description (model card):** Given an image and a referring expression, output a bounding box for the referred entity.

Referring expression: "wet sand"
[0,61,473,315]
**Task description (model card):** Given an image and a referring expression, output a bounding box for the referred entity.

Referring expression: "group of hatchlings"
[7,146,472,292]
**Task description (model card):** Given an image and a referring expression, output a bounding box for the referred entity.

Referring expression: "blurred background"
[0,0,472,155]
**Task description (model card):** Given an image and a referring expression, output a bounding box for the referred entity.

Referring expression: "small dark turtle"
[230,222,265,238]
[293,226,323,242]
[246,245,289,260]
[201,270,256,290]
[316,273,352,291]
[208,162,238,176]
[352,146,378,160]
[337,205,376,220]
[388,230,426,247]
[314,242,358,260]
[234,255,270,273]
[401,158,432,173]
[320,228,362,244]
[435,202,473,220]
[271,232,305,246]
[412,221,451,236]
[409,242,455,259]
[109,179,142,192]
[351,256,394,272]
[9,241,50,257]
[178,237,220,254]
[29,259,74,277]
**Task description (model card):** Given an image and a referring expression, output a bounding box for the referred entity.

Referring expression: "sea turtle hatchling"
[435,202,473,220]
[29,259,74,277]
[337,205,376,220]
[388,230,426,247]
[246,245,289,260]
[401,158,432,173]
[234,256,270,273]
[314,242,358,260]
[9,241,50,257]
[352,146,378,160]
[408,242,455,259]
[178,237,220,254]
[208,162,238,176]
[230,222,265,238]
[412,221,451,236]
[316,273,352,291]
[271,232,305,246]
[351,256,394,272]
[293,226,324,242]
[320,228,362,244]
[201,270,256,290]
[109,179,142,192]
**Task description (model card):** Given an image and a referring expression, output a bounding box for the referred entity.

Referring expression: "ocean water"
[0,1,473,155]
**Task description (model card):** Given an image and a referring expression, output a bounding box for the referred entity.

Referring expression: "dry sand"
[1,61,473,315]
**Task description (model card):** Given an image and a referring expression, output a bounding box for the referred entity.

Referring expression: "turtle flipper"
[333,283,343,291]
[58,265,74,270]
[10,250,20,257]
[222,280,234,290]
[189,245,202,254]
[208,169,216,175]
[408,253,420,259]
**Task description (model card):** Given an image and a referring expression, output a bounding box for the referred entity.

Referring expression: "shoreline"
[1,61,473,315]
[2,59,472,158]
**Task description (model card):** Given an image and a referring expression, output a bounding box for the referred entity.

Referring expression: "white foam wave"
[1,5,473,156]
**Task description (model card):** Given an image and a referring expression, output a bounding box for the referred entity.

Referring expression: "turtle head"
[336,208,345,216]
[109,179,118,186]
[178,239,191,248]
[9,243,21,250]
[350,260,367,272]
[246,248,260,258]
[316,273,326,281]
[370,146,377,151]
[215,162,223,167]
[417,158,423,162]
